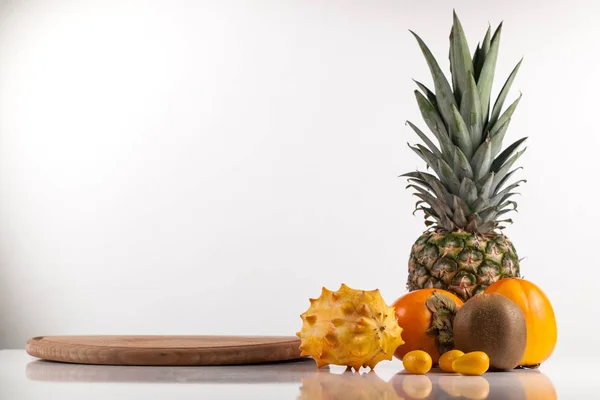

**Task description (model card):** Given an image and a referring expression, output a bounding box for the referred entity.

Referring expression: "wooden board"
[26,335,304,366]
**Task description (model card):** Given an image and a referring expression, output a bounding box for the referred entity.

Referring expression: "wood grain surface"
[26,335,304,366]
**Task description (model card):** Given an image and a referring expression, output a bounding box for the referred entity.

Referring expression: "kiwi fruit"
[453,293,527,370]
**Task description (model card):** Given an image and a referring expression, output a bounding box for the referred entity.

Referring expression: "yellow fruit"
[401,375,433,399]
[296,283,404,370]
[402,350,432,374]
[297,370,403,400]
[439,350,464,373]
[438,376,461,397]
[452,352,490,376]
[454,376,490,400]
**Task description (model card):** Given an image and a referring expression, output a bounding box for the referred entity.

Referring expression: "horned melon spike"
[297,284,405,370]
[297,369,401,400]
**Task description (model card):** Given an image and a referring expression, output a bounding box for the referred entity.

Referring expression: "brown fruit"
[453,293,526,370]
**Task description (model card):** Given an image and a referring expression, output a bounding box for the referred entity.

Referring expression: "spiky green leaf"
[439,213,455,231]
[449,30,459,104]
[471,197,489,213]
[489,58,523,127]
[452,195,471,215]
[414,192,453,218]
[420,206,440,219]
[472,43,482,81]
[477,221,496,233]
[496,209,516,218]
[452,202,468,227]
[437,158,461,194]
[471,137,492,181]
[409,144,441,176]
[497,218,514,226]
[482,26,492,56]
[493,167,523,194]
[459,178,478,205]
[492,149,526,191]
[407,176,432,189]
[493,179,526,199]
[414,91,453,159]
[477,23,502,122]
[409,180,446,207]
[414,80,437,107]
[491,137,528,172]
[478,172,495,199]
[489,118,511,157]
[491,191,520,207]
[453,146,474,180]
[474,26,491,81]
[407,121,444,160]
[498,200,518,211]
[489,94,522,139]
[403,171,447,193]
[450,104,474,158]
[460,73,483,146]
[450,11,473,104]
[407,185,441,210]
[465,216,479,233]
[480,205,500,221]
[405,178,433,199]
[417,172,454,205]
[411,31,458,129]
[401,171,428,180]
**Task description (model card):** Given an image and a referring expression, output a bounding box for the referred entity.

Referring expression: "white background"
[0,0,597,361]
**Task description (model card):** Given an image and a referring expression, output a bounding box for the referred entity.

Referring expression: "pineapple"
[404,12,526,302]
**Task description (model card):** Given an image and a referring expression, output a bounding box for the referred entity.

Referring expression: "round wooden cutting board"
[26,335,304,366]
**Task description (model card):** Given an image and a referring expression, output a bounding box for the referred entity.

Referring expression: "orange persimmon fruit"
[392,288,463,364]
[485,278,557,366]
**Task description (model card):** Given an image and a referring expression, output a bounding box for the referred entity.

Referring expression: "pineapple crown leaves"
[404,11,527,234]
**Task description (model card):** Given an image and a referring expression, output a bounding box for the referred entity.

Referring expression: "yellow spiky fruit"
[297,370,404,400]
[296,283,404,370]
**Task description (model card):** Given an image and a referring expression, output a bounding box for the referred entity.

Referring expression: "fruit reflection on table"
[297,368,556,400]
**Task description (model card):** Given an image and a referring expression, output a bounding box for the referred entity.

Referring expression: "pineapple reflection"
[390,370,556,400]
[297,370,403,400]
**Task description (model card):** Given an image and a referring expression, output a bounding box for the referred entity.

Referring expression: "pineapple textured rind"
[296,284,404,370]
[408,230,520,301]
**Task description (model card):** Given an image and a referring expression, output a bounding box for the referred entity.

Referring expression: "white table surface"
[0,350,596,399]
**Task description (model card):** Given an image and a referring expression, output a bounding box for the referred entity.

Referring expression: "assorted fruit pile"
[297,12,558,376]
[298,280,556,374]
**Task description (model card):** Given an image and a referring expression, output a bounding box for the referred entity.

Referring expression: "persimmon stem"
[425,291,459,355]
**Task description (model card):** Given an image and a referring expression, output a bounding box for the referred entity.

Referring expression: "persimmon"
[392,289,463,364]
[515,371,557,400]
[485,278,557,367]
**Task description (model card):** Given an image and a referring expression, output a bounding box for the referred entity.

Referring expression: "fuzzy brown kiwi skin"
[453,293,527,371]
